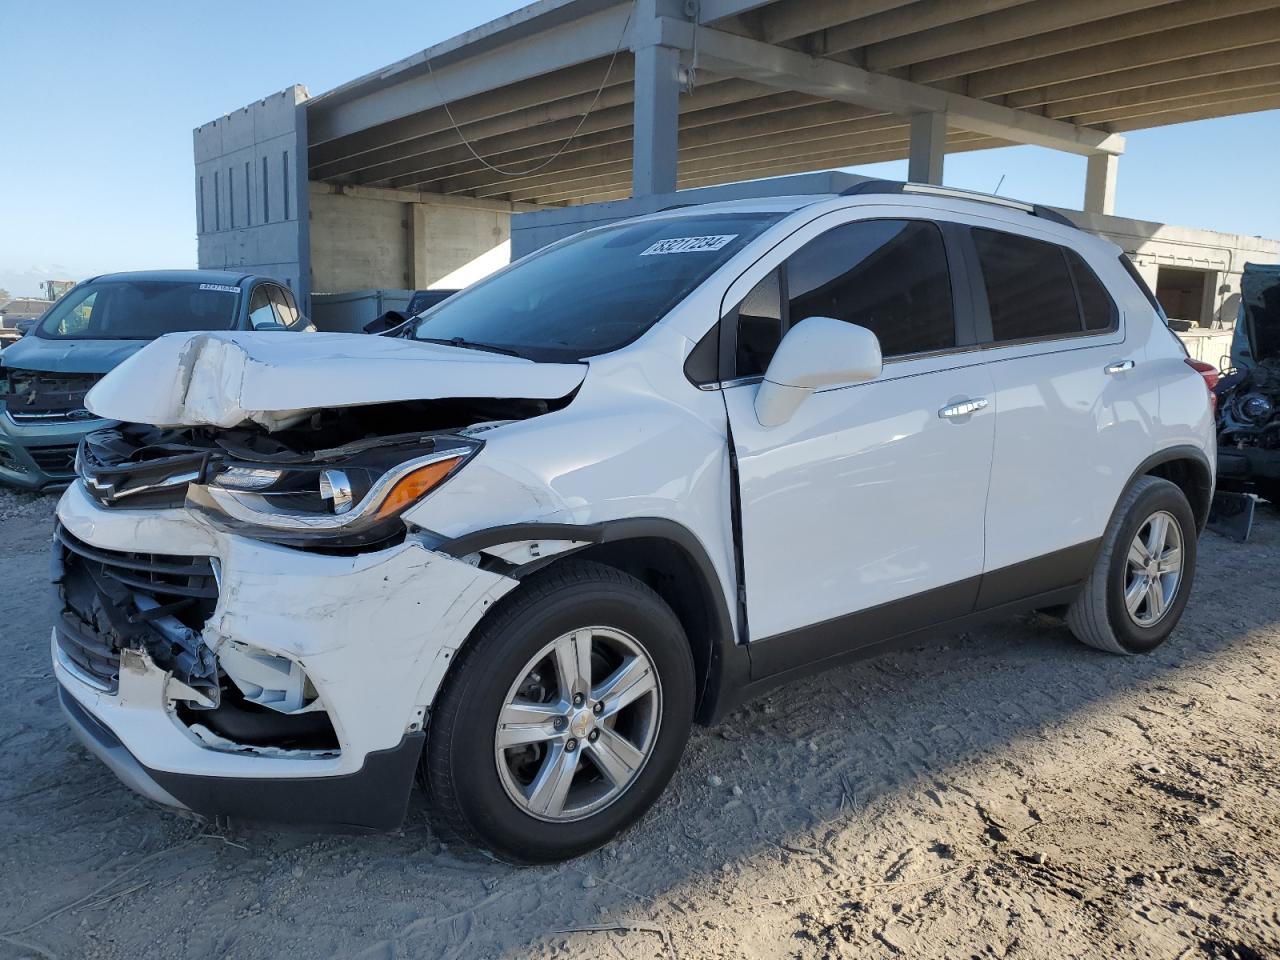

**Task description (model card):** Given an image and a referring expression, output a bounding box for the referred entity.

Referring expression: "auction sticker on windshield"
[639,235,738,256]
[199,283,240,293]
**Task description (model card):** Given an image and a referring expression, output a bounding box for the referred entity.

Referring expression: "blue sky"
[2,0,1278,297]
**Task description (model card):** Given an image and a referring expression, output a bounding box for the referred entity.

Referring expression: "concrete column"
[1084,153,1118,216]
[632,42,681,197]
[410,203,430,288]
[908,112,946,185]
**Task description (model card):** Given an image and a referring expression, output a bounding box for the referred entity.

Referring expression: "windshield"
[36,279,240,340]
[411,212,782,360]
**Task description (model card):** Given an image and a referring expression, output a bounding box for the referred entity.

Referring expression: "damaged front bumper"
[52,480,518,831]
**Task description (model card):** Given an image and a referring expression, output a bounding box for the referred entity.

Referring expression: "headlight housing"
[187,436,480,549]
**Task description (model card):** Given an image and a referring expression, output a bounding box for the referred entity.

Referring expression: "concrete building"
[193,0,1280,326]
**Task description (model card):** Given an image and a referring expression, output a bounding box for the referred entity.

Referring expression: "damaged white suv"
[53,183,1215,863]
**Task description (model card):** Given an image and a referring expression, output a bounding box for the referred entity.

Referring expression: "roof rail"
[839,179,1078,230]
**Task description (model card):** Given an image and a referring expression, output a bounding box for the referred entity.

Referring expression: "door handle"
[1104,359,1136,375]
[938,397,989,420]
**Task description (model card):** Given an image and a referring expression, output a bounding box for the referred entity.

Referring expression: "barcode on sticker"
[199,283,239,293]
[639,234,738,256]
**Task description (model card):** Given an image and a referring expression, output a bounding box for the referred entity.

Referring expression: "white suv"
[53,183,1215,862]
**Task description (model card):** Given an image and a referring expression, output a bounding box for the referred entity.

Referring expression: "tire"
[1066,475,1197,655]
[423,560,695,863]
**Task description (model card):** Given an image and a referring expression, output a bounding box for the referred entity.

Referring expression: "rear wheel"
[423,560,695,863]
[1066,476,1197,655]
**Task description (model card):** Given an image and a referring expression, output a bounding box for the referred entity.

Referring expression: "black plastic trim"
[1126,444,1216,533]
[747,537,1099,685]
[60,684,423,833]
[440,522,607,558]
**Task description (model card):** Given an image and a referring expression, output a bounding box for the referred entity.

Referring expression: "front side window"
[787,219,956,359]
[973,228,1082,342]
[267,285,300,327]
[247,286,278,329]
[411,212,782,362]
[36,280,240,340]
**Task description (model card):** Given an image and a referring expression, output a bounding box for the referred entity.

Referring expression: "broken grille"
[53,524,219,695]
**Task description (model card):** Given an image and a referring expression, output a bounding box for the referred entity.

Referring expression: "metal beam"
[917,0,1277,87]
[666,21,1124,156]
[751,0,912,45]
[308,3,634,144]
[385,91,826,191]
[1003,39,1280,110]
[310,58,634,168]
[819,0,1038,60]
[1074,80,1280,127]
[1104,90,1280,131]
[860,0,1178,72]
[966,7,1280,99]
[1053,68,1280,123]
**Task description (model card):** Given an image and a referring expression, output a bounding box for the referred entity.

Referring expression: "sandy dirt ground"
[1,487,1278,960]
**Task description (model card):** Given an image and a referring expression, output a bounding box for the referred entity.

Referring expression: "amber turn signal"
[373,456,464,520]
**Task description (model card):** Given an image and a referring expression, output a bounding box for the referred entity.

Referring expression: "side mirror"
[15,319,35,337]
[755,317,882,427]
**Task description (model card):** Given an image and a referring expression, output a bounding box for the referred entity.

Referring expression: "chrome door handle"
[1105,359,1136,375]
[938,397,989,420]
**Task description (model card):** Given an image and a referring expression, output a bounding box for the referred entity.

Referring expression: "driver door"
[719,216,996,670]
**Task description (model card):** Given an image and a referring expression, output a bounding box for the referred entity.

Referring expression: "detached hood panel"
[1,336,148,375]
[85,331,587,430]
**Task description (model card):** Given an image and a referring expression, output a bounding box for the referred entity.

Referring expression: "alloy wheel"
[1123,510,1184,628]
[494,627,662,822]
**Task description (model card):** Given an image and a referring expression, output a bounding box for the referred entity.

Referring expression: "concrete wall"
[1064,211,1280,330]
[308,184,535,294]
[194,86,311,304]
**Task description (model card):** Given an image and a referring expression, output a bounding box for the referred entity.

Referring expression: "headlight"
[187,437,479,549]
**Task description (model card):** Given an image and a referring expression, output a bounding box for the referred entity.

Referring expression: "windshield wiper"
[416,336,523,358]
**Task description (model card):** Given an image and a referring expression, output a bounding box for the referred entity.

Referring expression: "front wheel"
[1066,475,1197,655]
[423,560,695,863]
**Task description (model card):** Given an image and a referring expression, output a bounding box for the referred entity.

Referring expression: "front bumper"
[0,403,106,491]
[53,480,517,830]
[59,683,425,831]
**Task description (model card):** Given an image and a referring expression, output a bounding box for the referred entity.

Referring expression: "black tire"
[1066,475,1197,655]
[423,560,695,864]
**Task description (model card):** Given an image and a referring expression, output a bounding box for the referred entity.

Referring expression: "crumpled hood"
[85,330,587,430]
[1,335,148,375]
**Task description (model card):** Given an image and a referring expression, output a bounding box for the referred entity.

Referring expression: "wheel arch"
[1133,445,1214,533]
[441,518,748,725]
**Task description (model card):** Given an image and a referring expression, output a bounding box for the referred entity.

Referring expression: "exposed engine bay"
[1216,359,1280,451]
[77,395,558,545]
[2,370,102,421]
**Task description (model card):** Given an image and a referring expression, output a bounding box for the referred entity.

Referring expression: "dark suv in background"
[0,270,311,491]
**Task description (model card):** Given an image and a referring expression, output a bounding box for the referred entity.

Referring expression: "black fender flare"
[437,517,749,724]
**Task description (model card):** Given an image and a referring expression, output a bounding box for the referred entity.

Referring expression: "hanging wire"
[422,3,635,179]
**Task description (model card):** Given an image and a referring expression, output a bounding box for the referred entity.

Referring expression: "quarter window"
[787,219,955,359]
[973,228,1081,342]
[1066,249,1118,331]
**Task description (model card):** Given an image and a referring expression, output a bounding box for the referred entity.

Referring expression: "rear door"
[720,214,997,663]
[965,226,1153,606]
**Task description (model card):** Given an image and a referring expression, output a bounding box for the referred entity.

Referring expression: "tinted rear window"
[973,228,1081,342]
